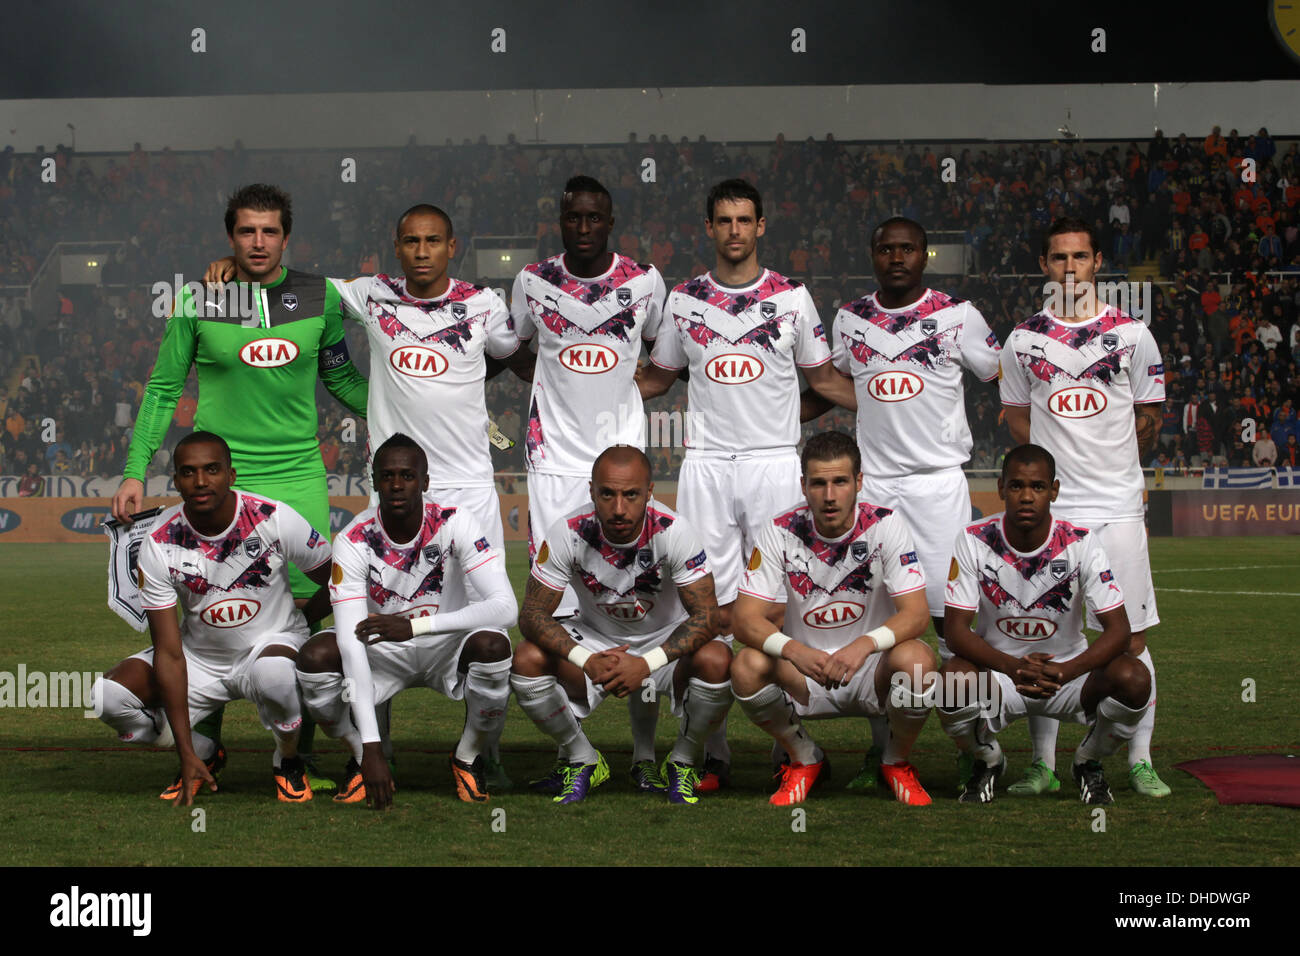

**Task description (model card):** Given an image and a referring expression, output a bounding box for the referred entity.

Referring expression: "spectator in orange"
[174,391,197,431]
[4,407,23,444]
[1230,311,1257,353]
[1201,286,1222,316]
[1204,126,1227,158]
[319,432,341,471]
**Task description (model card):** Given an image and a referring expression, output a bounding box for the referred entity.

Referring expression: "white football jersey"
[511,254,666,476]
[945,513,1125,662]
[531,501,710,647]
[831,289,1001,477]
[999,306,1164,521]
[329,500,500,622]
[650,270,830,454]
[739,502,926,653]
[332,274,520,488]
[138,491,331,665]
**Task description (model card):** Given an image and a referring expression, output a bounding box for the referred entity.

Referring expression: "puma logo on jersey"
[1049,386,1107,418]
[866,370,924,402]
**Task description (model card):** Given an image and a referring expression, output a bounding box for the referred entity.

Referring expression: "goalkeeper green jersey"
[124,267,369,482]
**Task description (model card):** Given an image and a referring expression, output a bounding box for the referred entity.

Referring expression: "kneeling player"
[513,446,730,805]
[938,444,1151,805]
[732,431,937,806]
[92,432,333,804]
[295,434,516,807]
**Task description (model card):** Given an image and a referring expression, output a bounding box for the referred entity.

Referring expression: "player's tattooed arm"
[518,574,580,657]
[1135,402,1163,460]
[659,574,720,663]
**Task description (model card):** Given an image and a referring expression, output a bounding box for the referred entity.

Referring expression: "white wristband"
[409,616,435,637]
[867,625,896,652]
[568,645,593,670]
[762,631,793,658]
[642,647,669,673]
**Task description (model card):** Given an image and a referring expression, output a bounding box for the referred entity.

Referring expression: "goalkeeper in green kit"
[112,184,369,791]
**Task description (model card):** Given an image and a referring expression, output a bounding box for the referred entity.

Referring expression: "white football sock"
[1127,647,1157,767]
[1027,715,1060,771]
[295,668,363,762]
[457,658,511,765]
[510,673,597,765]
[93,677,161,744]
[937,702,1003,767]
[736,683,820,765]
[626,691,660,763]
[1076,696,1147,763]
[883,682,930,765]
[668,679,732,766]
[868,715,890,752]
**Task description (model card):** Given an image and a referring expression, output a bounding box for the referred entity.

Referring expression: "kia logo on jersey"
[705,353,764,384]
[866,370,924,402]
[389,345,449,378]
[802,600,865,629]
[201,598,261,628]
[239,338,299,368]
[402,603,439,619]
[996,616,1058,641]
[601,598,654,620]
[559,343,618,374]
[1049,386,1106,418]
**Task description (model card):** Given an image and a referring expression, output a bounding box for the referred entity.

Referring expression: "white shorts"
[427,484,505,551]
[526,471,592,616]
[364,629,479,705]
[986,669,1090,734]
[792,651,885,719]
[859,467,971,621]
[1061,517,1159,632]
[676,450,803,606]
[562,620,695,719]
[130,631,307,731]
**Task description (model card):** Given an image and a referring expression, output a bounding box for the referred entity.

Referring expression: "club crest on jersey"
[1101,332,1119,352]
[1050,558,1068,580]
[281,292,298,311]
[920,318,937,336]
[616,287,632,307]
[761,301,776,319]
[851,542,870,564]
[637,548,654,569]
[243,536,263,558]
[423,544,442,565]
[451,302,467,318]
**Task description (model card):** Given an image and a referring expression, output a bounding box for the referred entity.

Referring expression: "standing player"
[938,444,1151,804]
[116,184,369,790]
[731,431,936,806]
[511,446,731,805]
[295,435,516,806]
[637,178,856,788]
[92,432,334,803]
[208,204,530,786]
[510,176,669,790]
[812,217,1002,790]
[1000,217,1169,797]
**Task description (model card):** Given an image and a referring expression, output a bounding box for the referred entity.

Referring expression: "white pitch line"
[1155,588,1300,597]
[1152,564,1300,573]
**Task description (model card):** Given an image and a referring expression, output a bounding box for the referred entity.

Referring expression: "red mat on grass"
[1176,755,1300,807]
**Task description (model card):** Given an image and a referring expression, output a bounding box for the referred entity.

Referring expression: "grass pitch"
[1,538,1297,867]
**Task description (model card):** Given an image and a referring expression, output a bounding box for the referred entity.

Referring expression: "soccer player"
[207,203,530,786]
[1000,217,1169,797]
[512,445,730,805]
[117,184,369,790]
[295,434,516,806]
[637,178,856,789]
[731,431,936,806]
[938,444,1151,804]
[510,175,668,790]
[92,432,334,804]
[812,216,1002,790]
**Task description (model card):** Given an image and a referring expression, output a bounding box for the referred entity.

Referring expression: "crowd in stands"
[2,126,1299,488]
